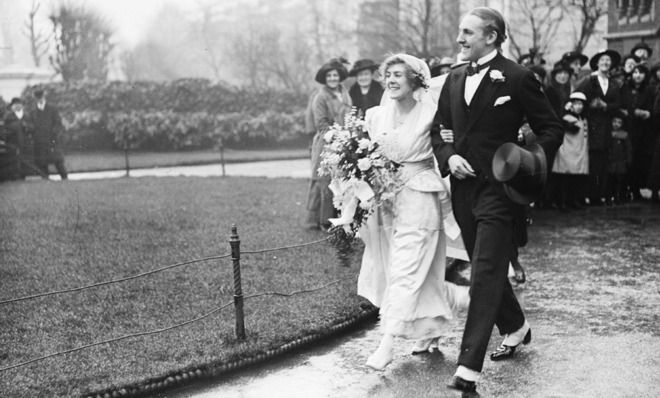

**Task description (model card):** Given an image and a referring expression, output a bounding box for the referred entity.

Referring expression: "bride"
[356,54,469,370]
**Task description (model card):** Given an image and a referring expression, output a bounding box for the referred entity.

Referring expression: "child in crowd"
[552,92,589,210]
[608,111,633,204]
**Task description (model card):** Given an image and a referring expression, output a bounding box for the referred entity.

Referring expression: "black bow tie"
[466,60,493,76]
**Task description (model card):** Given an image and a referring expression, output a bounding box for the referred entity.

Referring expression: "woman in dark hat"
[348,59,384,116]
[305,59,352,230]
[577,49,622,205]
[545,62,573,125]
[621,54,640,82]
[631,41,652,64]
[561,50,589,89]
[621,64,655,200]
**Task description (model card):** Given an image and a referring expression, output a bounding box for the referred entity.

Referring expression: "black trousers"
[589,150,609,203]
[34,146,67,180]
[451,175,525,372]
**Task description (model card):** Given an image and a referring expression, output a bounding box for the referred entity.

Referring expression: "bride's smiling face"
[385,63,413,101]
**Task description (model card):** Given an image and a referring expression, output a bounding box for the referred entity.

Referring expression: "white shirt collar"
[474,49,498,66]
[14,109,24,119]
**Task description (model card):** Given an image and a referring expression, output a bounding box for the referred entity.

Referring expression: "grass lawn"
[0,176,363,397]
[63,148,310,173]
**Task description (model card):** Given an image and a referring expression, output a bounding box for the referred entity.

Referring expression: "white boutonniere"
[490,69,505,83]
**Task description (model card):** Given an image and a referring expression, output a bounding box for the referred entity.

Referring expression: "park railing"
[0,225,368,397]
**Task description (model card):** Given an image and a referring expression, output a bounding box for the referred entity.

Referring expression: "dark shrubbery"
[24,79,309,150]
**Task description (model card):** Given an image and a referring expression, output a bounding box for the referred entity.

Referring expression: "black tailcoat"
[431,52,563,372]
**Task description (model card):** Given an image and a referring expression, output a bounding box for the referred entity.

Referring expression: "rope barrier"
[0,276,354,373]
[0,254,231,305]
[240,236,329,254]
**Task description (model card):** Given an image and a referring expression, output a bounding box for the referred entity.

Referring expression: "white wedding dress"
[357,98,469,340]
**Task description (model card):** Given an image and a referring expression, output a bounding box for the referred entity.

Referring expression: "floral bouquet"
[318,109,403,264]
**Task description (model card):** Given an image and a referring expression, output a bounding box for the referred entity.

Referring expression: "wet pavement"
[161,203,660,398]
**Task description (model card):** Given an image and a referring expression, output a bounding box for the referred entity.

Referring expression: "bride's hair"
[380,55,429,90]
[468,7,507,48]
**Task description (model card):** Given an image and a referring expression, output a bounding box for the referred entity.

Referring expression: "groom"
[431,7,562,392]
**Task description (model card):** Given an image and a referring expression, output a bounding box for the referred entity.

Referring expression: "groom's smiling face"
[457,14,496,62]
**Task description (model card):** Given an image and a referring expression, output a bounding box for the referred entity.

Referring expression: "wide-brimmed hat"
[492,143,548,205]
[9,97,23,106]
[349,59,378,76]
[429,56,455,76]
[315,59,349,84]
[561,51,588,66]
[550,61,573,77]
[589,49,621,71]
[631,41,653,57]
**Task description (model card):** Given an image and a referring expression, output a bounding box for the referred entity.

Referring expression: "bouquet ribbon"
[328,178,375,227]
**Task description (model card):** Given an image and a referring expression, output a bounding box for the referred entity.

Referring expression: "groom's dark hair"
[468,7,507,48]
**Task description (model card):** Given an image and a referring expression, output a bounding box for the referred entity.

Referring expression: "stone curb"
[82,305,379,398]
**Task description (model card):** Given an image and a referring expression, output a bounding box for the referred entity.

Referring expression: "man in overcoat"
[30,90,67,180]
[431,7,563,392]
[3,98,32,180]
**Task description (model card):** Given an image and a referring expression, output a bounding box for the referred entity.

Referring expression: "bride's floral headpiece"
[379,53,431,90]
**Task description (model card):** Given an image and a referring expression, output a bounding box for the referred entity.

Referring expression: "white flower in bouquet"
[324,130,335,143]
[357,158,372,171]
[358,138,371,150]
[330,141,343,152]
[324,153,341,167]
[337,130,351,141]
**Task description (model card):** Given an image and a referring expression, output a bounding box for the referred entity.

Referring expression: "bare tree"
[23,0,50,67]
[195,0,222,81]
[566,0,608,53]
[506,0,566,61]
[358,0,459,60]
[49,4,114,81]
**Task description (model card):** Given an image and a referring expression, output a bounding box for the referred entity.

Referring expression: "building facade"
[605,0,658,63]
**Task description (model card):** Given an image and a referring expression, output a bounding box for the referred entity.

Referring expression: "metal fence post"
[123,129,130,177]
[219,138,226,177]
[229,224,246,340]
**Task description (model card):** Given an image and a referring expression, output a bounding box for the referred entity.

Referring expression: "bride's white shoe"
[366,346,393,370]
[366,334,394,370]
[411,337,439,354]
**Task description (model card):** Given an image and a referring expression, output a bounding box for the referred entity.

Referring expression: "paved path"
[57,159,311,181]
[162,205,660,398]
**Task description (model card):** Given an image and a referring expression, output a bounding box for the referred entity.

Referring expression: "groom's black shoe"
[490,329,531,361]
[447,376,476,392]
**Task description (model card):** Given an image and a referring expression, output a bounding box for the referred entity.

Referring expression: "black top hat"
[561,51,588,66]
[492,143,548,205]
[589,49,621,71]
[315,60,349,85]
[550,61,573,77]
[33,89,45,99]
[349,59,379,76]
[631,41,653,57]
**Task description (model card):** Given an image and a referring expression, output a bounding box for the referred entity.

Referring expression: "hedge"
[25,79,311,151]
